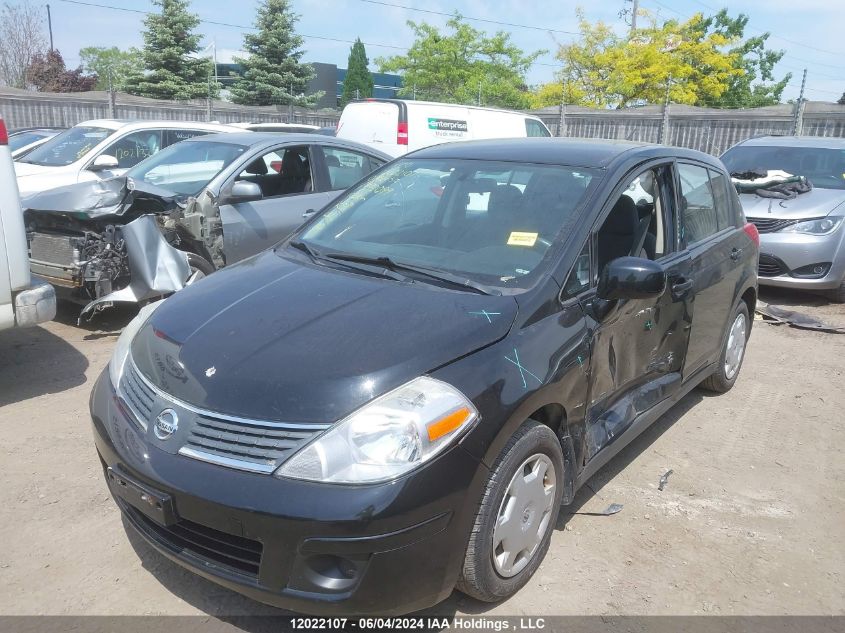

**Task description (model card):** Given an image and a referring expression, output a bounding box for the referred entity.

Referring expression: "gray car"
[23,133,391,317]
[720,136,845,302]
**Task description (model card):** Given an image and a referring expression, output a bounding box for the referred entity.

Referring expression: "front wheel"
[700,302,750,393]
[457,420,564,602]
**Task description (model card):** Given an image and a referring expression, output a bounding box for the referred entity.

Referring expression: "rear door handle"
[671,278,693,297]
[302,208,316,218]
[730,247,743,261]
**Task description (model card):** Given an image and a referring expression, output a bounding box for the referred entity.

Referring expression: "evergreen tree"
[340,38,374,106]
[229,0,318,107]
[126,0,215,101]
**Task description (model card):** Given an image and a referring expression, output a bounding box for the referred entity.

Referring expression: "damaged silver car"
[23,133,391,318]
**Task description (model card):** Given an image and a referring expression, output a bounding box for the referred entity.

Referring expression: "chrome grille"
[181,416,319,474]
[746,217,799,234]
[118,361,156,430]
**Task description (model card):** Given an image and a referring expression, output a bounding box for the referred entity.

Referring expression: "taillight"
[397,121,408,145]
[743,222,760,248]
[0,118,7,145]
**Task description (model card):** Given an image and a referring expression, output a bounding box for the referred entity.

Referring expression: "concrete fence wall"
[0,88,341,129]
[530,102,845,155]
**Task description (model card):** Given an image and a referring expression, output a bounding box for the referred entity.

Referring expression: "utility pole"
[792,68,807,136]
[46,4,54,51]
[107,67,115,118]
[620,0,639,33]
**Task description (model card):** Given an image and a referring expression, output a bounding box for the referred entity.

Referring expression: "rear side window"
[677,163,719,245]
[708,169,737,230]
[323,147,380,190]
[525,119,550,137]
[164,129,211,146]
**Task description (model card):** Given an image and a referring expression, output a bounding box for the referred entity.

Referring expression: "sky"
[41,0,845,103]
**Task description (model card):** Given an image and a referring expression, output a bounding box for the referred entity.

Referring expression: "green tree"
[694,10,790,108]
[533,10,741,109]
[340,38,374,107]
[377,15,542,109]
[839,92,845,106]
[228,0,318,107]
[126,0,215,100]
[80,46,144,92]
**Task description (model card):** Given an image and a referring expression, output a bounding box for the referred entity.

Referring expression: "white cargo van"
[336,99,551,157]
[0,116,56,331]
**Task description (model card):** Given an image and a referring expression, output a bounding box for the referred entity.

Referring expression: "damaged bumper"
[13,277,56,327]
[28,215,191,317]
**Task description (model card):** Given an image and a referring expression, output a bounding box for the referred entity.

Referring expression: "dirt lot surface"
[1,288,843,618]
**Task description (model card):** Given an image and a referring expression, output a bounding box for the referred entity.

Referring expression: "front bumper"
[13,276,56,326]
[756,226,845,290]
[90,370,486,615]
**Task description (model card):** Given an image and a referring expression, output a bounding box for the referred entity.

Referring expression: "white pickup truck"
[0,116,56,330]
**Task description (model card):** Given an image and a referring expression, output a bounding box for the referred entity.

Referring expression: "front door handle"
[302,208,316,218]
[671,277,693,297]
[730,247,743,261]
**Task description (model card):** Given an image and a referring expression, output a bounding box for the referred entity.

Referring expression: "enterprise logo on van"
[427,118,468,134]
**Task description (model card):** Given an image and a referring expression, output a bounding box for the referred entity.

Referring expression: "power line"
[355,0,580,36]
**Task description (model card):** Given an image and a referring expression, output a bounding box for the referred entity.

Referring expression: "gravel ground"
[1,289,843,617]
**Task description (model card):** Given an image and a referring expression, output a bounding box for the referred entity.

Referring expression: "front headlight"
[781,217,843,235]
[276,376,479,484]
[108,300,164,388]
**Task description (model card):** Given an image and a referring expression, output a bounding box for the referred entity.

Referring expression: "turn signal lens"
[427,407,471,442]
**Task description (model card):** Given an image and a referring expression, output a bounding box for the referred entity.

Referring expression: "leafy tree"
[229,0,318,107]
[0,0,47,88]
[80,46,144,92]
[694,10,790,108]
[126,0,215,100]
[377,15,542,109]
[839,92,845,106]
[340,38,374,107]
[535,10,740,109]
[26,49,97,92]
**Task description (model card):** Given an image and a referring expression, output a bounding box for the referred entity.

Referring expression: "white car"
[0,117,56,330]
[9,127,63,159]
[336,98,551,157]
[14,119,244,197]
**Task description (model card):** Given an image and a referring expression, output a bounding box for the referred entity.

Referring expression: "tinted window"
[300,158,598,290]
[525,119,550,137]
[323,147,376,190]
[708,169,735,230]
[102,130,163,169]
[721,144,845,191]
[678,163,719,245]
[19,125,112,166]
[126,140,248,196]
[236,145,313,197]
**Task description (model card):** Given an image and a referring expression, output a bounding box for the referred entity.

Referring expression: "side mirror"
[227,181,263,203]
[597,256,666,300]
[89,154,119,172]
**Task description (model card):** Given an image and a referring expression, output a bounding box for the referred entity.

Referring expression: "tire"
[457,420,565,602]
[186,252,215,279]
[826,280,845,304]
[700,302,750,393]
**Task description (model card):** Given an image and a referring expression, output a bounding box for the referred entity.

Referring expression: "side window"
[164,129,211,147]
[525,119,550,137]
[708,169,735,230]
[596,167,668,277]
[323,147,374,190]
[562,241,591,299]
[677,163,719,245]
[236,145,313,198]
[101,130,163,168]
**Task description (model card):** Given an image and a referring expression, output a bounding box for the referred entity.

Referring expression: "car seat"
[597,195,639,273]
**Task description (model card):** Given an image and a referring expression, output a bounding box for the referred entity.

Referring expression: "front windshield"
[9,131,48,152]
[299,158,598,290]
[126,140,248,196]
[721,145,845,191]
[20,126,112,166]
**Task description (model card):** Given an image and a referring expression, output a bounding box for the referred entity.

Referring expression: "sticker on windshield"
[507,231,538,247]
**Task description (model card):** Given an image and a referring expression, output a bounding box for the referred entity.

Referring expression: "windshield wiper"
[323,252,499,296]
[288,239,319,261]
[289,242,406,281]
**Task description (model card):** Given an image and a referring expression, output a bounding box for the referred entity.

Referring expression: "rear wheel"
[700,302,750,393]
[457,420,564,602]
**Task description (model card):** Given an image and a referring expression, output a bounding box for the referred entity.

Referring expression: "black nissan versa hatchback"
[90,138,759,615]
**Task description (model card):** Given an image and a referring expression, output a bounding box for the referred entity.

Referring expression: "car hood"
[14,161,58,177]
[131,250,518,425]
[23,177,181,220]
[738,187,845,220]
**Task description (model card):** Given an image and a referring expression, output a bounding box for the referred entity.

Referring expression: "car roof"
[72,119,242,132]
[193,132,393,159]
[733,135,845,150]
[407,137,718,169]
[351,98,545,119]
